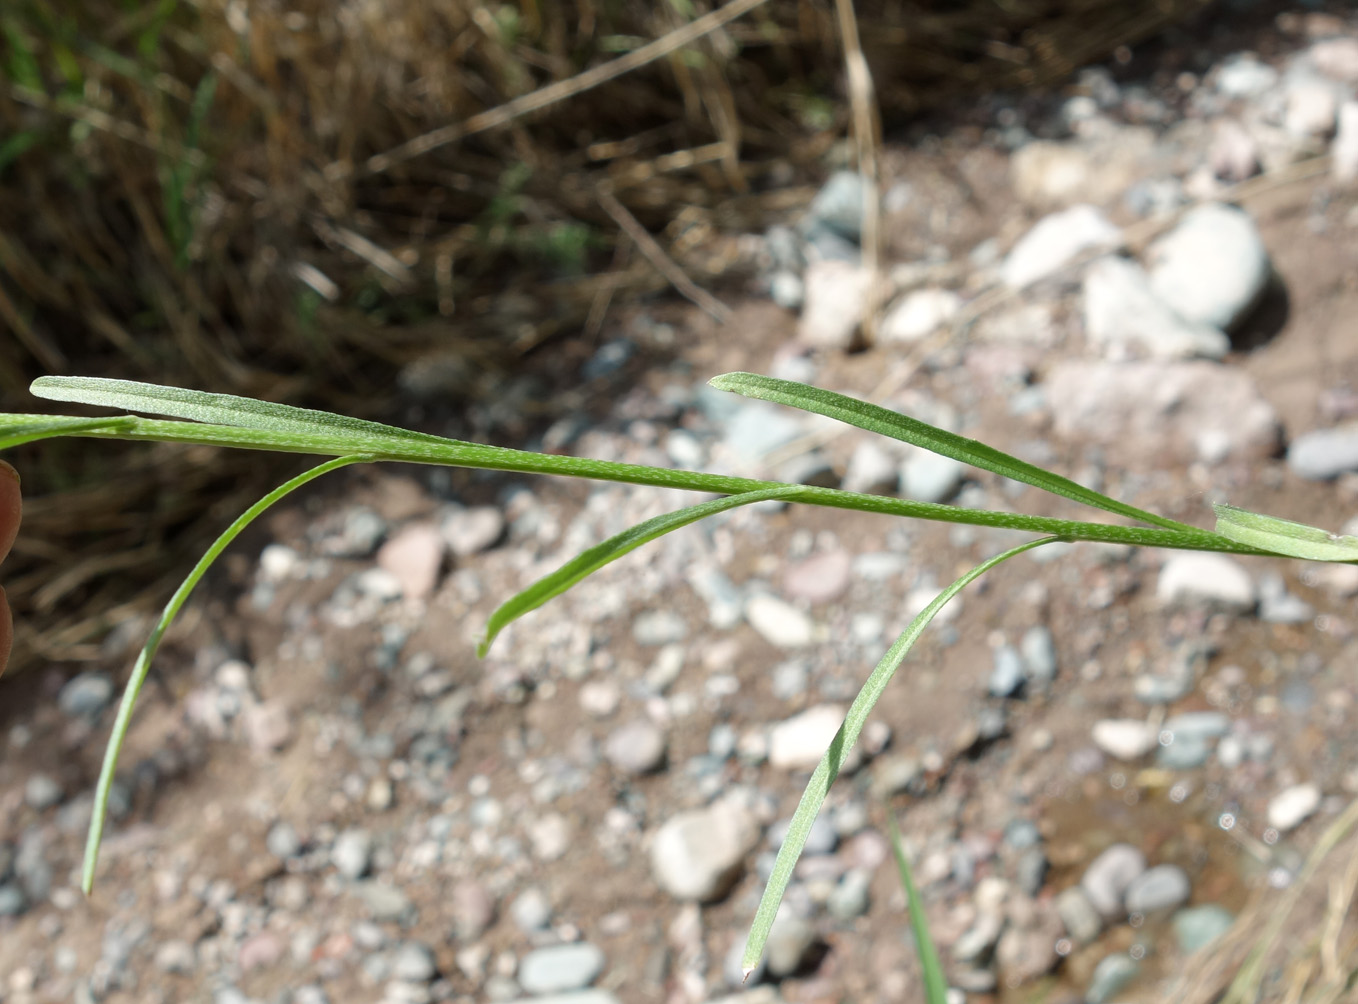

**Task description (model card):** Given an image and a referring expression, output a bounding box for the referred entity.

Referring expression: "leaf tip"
[741,965,756,983]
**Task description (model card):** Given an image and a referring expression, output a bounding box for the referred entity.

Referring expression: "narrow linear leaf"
[709,371,1197,533]
[742,536,1058,975]
[889,811,949,1004]
[83,455,372,894]
[31,375,453,446]
[480,486,802,656]
[1213,503,1358,563]
[0,415,136,450]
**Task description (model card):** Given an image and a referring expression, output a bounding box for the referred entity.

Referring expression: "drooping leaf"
[480,486,801,655]
[741,535,1058,975]
[1213,503,1358,562]
[83,455,372,894]
[709,372,1197,533]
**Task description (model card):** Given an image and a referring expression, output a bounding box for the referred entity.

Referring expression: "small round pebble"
[604,720,667,775]
[332,828,374,880]
[391,942,437,982]
[1268,783,1322,833]
[510,887,552,933]
[517,942,605,994]
[1173,904,1235,954]
[24,775,63,811]
[1081,843,1147,918]
[266,821,301,860]
[1125,863,1191,914]
[58,673,114,718]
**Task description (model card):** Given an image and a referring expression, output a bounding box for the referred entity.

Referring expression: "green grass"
[5,371,1357,985]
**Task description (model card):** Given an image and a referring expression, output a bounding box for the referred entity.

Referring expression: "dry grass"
[0,0,1213,665]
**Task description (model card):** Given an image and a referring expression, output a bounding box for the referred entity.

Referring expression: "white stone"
[1147,203,1270,331]
[1335,101,1358,184]
[879,288,962,343]
[1311,38,1358,83]
[1001,205,1122,289]
[1268,783,1321,833]
[899,451,965,504]
[798,261,872,349]
[1157,553,1255,613]
[1091,719,1158,761]
[442,506,504,557]
[745,593,814,648]
[768,704,846,770]
[1083,256,1229,360]
[1284,76,1339,138]
[1215,54,1278,99]
[650,799,761,902]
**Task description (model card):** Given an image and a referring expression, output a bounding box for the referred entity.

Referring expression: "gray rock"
[1019,626,1057,689]
[604,720,667,775]
[442,506,504,557]
[1001,204,1122,289]
[153,940,196,974]
[686,565,744,630]
[988,645,1026,699]
[843,440,899,495]
[1015,848,1049,897]
[510,887,552,933]
[518,943,605,995]
[650,799,761,902]
[332,828,374,879]
[765,224,805,271]
[1055,886,1102,945]
[1125,864,1191,914]
[826,869,872,920]
[1083,255,1229,359]
[267,821,301,860]
[1258,572,1315,624]
[392,943,438,982]
[632,610,688,647]
[900,451,964,504]
[805,171,867,243]
[24,774,63,810]
[352,881,414,923]
[1216,54,1279,99]
[723,402,805,465]
[1081,844,1146,919]
[1147,203,1270,331]
[1046,360,1280,465]
[0,883,25,917]
[769,815,838,857]
[1173,904,1235,954]
[1086,953,1140,1004]
[335,507,388,556]
[13,839,50,901]
[1157,734,1212,770]
[769,270,805,311]
[1003,819,1042,851]
[953,912,1004,964]
[764,916,817,978]
[1157,553,1255,612]
[1163,712,1230,742]
[58,672,114,718]
[798,261,871,349]
[1288,423,1358,480]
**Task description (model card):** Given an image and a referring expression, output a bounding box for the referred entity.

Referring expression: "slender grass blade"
[889,811,949,1004]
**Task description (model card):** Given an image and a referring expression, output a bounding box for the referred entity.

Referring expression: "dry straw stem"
[834,0,883,345]
[346,0,774,178]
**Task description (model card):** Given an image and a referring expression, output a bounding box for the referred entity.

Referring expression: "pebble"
[604,720,667,775]
[0,884,25,917]
[1125,864,1191,914]
[518,943,605,994]
[1146,203,1270,331]
[442,506,505,557]
[798,261,871,349]
[1157,734,1212,770]
[1334,102,1358,183]
[332,828,374,880]
[354,881,414,923]
[1287,423,1358,480]
[1163,711,1230,742]
[843,440,899,495]
[769,270,805,311]
[633,610,688,646]
[58,672,114,718]
[377,522,445,600]
[579,680,621,718]
[879,289,962,343]
[1000,204,1121,289]
[745,593,814,648]
[768,704,846,770]
[1015,847,1049,896]
[826,869,872,920]
[1055,886,1101,945]
[242,700,293,753]
[1174,904,1235,954]
[451,878,496,939]
[1082,255,1229,359]
[1086,953,1140,1004]
[804,171,867,243]
[500,994,620,1004]
[391,942,437,983]
[900,451,964,504]
[769,815,838,856]
[764,915,817,978]
[988,645,1026,699]
[1081,843,1147,919]
[1157,553,1256,612]
[1268,783,1322,832]
[1284,75,1338,138]
[23,774,63,810]
[952,912,1004,963]
[1046,359,1281,465]
[510,887,552,933]
[154,940,196,974]
[266,821,301,860]
[723,402,805,464]
[1216,54,1279,99]
[782,549,852,605]
[650,799,760,902]
[1019,626,1057,689]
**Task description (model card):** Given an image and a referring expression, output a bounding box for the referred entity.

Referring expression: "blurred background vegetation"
[0,0,1217,671]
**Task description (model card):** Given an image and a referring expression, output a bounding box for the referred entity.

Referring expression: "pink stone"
[781,549,852,605]
[238,931,284,972]
[376,522,445,600]
[243,700,293,753]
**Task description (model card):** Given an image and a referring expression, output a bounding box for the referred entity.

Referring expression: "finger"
[0,460,19,566]
[0,587,12,678]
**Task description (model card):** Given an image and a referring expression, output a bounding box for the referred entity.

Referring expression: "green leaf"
[0,415,136,450]
[83,454,372,894]
[709,372,1197,533]
[1213,503,1358,562]
[889,811,949,1004]
[741,535,1058,976]
[480,486,801,656]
